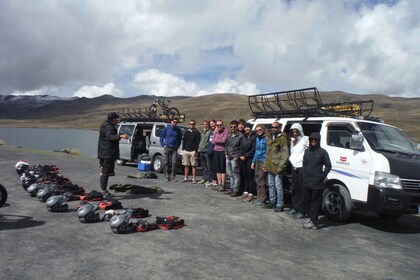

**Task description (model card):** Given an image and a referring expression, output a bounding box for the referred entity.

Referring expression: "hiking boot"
[287,208,297,216]
[224,189,233,195]
[199,179,207,184]
[172,178,178,182]
[262,202,275,209]
[303,220,318,229]
[253,200,263,207]
[238,193,248,200]
[274,206,284,212]
[217,185,226,192]
[192,179,197,184]
[230,191,241,197]
[293,212,305,219]
[303,218,311,225]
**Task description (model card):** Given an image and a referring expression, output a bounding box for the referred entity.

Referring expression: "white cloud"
[1,1,420,98]
[73,83,123,98]
[133,69,259,96]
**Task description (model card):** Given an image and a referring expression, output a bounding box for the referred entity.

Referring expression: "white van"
[247,88,420,221]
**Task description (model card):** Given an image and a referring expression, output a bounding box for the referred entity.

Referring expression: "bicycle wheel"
[166,107,180,120]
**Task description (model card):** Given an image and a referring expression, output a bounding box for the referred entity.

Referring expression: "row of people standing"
[159,117,331,229]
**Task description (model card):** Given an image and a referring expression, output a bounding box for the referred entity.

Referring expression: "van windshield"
[357,122,420,156]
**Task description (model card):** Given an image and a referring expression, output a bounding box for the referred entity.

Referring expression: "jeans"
[267,172,284,207]
[226,158,240,192]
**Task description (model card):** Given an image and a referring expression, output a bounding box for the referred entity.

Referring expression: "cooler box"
[138,160,151,171]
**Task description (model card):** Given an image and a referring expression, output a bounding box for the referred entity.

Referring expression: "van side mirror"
[350,134,364,150]
[417,143,420,151]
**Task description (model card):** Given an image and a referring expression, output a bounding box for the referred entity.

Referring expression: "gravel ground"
[1,145,420,280]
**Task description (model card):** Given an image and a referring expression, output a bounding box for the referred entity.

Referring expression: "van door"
[118,124,136,161]
[324,123,372,203]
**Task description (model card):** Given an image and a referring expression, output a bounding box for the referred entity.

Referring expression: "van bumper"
[367,184,420,214]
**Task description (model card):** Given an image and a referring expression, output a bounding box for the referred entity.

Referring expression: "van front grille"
[401,179,420,193]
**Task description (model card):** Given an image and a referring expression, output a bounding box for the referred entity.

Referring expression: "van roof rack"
[117,107,185,123]
[248,87,375,119]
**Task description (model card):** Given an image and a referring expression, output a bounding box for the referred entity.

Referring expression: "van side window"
[119,125,135,137]
[327,125,354,149]
[284,122,322,138]
[155,125,166,137]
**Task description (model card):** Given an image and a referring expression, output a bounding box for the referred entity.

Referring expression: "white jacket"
[289,123,309,169]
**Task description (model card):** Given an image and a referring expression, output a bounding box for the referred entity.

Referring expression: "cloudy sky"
[1,0,419,98]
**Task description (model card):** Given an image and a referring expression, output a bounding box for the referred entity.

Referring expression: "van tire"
[0,184,7,207]
[322,183,353,222]
[116,159,126,166]
[152,155,164,173]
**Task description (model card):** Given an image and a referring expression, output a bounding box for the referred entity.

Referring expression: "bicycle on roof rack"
[149,96,180,121]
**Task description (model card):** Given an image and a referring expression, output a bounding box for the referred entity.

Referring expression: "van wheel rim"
[325,192,342,214]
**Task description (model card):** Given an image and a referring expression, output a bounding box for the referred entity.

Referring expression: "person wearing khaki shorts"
[182,120,201,183]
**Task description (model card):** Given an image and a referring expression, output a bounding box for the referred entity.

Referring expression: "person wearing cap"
[160,118,183,182]
[302,132,331,229]
[97,112,129,198]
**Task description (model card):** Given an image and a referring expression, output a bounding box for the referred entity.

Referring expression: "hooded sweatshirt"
[302,132,332,189]
[289,123,309,169]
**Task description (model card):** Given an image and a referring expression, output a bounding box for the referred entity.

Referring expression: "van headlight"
[374,171,402,189]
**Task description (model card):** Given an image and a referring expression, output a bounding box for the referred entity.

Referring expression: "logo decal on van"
[336,156,350,166]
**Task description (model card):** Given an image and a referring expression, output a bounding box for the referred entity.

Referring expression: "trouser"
[99,158,115,191]
[208,153,215,181]
[243,159,256,195]
[303,188,324,223]
[238,160,246,195]
[226,158,240,192]
[163,147,178,179]
[291,168,305,212]
[267,172,284,207]
[200,152,210,181]
[254,161,267,202]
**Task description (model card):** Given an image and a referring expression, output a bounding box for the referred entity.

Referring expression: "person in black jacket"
[239,123,256,202]
[302,132,331,229]
[182,119,201,183]
[97,112,129,197]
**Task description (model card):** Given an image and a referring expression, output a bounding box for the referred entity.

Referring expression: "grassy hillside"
[0,92,419,142]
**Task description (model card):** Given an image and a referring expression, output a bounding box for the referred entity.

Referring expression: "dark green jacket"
[263,132,289,174]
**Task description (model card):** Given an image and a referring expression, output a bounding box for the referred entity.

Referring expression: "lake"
[0,127,98,157]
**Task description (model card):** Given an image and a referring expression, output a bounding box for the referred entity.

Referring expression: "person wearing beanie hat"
[302,132,331,229]
[97,112,129,198]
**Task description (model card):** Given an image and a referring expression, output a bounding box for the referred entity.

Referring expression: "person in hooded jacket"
[287,123,309,219]
[98,112,129,198]
[302,132,331,229]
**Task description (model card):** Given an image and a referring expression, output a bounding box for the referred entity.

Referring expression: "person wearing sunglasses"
[182,120,201,183]
[211,120,229,191]
[224,120,244,197]
[262,122,289,212]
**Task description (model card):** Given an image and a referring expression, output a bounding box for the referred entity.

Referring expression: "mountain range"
[0,91,419,142]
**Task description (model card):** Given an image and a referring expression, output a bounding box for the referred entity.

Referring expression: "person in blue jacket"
[160,119,183,182]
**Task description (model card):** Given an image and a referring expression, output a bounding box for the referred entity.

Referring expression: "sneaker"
[199,179,207,184]
[230,191,241,197]
[303,218,311,225]
[287,208,297,216]
[192,179,197,184]
[172,178,178,182]
[102,190,112,199]
[217,185,226,192]
[238,193,248,200]
[293,212,305,219]
[243,194,254,202]
[165,178,171,182]
[274,206,284,212]
[262,202,275,209]
[303,220,318,229]
[183,178,188,183]
[224,189,233,195]
[254,200,263,207]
